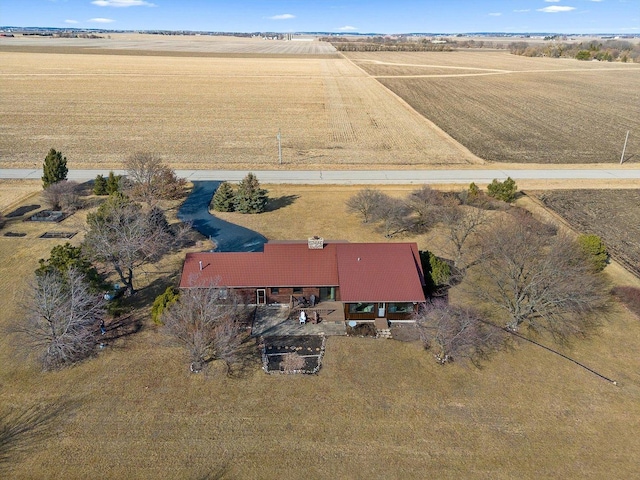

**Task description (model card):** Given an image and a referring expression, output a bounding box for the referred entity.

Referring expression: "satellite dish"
[348,320,357,327]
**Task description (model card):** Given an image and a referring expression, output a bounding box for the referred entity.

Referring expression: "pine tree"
[211,181,235,212]
[42,148,68,188]
[93,174,108,195]
[234,173,268,214]
[105,171,122,195]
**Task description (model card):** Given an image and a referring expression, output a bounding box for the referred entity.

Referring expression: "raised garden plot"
[39,231,77,239]
[261,335,326,374]
[28,210,68,222]
[6,204,40,218]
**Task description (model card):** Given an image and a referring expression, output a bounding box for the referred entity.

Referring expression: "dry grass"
[0,49,476,170]
[2,183,640,478]
[345,51,640,164]
[0,179,41,213]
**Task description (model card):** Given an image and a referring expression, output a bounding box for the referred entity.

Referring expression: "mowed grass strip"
[1,183,640,478]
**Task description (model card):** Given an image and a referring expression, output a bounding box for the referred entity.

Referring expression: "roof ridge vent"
[308,236,324,249]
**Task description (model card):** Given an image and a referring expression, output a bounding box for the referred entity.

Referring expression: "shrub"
[42,180,81,211]
[577,234,608,272]
[487,177,518,203]
[151,286,180,325]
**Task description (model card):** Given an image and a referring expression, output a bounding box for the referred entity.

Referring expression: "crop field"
[537,189,640,278]
[0,39,479,170]
[347,51,640,164]
[2,182,640,478]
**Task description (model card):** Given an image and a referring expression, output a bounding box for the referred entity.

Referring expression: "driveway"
[177,181,266,252]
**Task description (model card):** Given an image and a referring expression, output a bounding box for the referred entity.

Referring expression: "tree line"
[509,39,640,63]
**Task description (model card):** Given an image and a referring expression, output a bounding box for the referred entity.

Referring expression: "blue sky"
[1,0,639,33]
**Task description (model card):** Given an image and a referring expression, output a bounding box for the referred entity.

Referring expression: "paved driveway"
[177,181,266,252]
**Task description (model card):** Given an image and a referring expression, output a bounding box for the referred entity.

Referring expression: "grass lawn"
[1,182,640,479]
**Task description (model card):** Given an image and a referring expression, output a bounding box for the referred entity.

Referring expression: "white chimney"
[199,260,203,271]
[308,236,324,249]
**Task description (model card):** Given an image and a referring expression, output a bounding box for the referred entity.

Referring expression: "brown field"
[536,189,640,278]
[346,51,640,164]
[0,42,478,170]
[2,182,640,478]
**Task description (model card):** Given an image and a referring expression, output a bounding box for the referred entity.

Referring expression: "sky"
[1,0,639,34]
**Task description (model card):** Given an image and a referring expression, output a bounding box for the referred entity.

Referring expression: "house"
[179,237,427,322]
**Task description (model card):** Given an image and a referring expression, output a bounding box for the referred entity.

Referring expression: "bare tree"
[470,213,609,339]
[124,152,185,202]
[414,300,504,365]
[374,194,413,238]
[346,188,385,223]
[83,195,181,296]
[17,268,105,370]
[440,204,488,274]
[42,180,81,211]
[162,286,247,374]
[406,185,447,232]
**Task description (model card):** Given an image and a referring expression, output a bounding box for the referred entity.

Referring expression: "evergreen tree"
[577,234,608,272]
[93,174,108,195]
[487,177,517,203]
[36,243,102,291]
[211,181,235,212]
[105,171,122,195]
[234,173,268,214]
[42,148,68,188]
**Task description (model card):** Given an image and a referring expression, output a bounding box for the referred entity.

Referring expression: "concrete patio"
[251,304,346,337]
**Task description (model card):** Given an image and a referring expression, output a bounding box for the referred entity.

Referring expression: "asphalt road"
[1,167,640,184]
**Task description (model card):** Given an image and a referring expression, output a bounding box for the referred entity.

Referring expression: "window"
[388,303,414,314]
[348,303,375,313]
[271,287,280,294]
[293,287,303,294]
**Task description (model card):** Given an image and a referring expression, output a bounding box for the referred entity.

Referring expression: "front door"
[377,302,386,317]
[256,289,266,305]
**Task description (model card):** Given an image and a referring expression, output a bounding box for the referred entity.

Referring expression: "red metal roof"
[180,242,425,303]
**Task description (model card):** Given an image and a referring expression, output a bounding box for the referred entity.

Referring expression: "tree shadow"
[264,194,299,212]
[0,398,80,473]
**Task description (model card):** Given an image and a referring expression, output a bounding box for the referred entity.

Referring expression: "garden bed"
[39,231,77,239]
[261,335,326,374]
[28,210,68,223]
[6,204,40,218]
[3,232,27,237]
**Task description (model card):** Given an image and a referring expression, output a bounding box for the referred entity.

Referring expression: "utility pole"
[277,129,282,165]
[620,130,630,165]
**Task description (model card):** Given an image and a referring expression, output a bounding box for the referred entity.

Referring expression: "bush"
[487,177,518,203]
[42,180,81,211]
[577,234,608,272]
[420,250,451,294]
[151,286,180,325]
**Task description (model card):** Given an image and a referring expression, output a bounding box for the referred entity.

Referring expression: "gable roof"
[180,241,425,303]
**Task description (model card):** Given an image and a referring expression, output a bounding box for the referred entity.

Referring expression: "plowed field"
[0,41,478,170]
[347,51,640,164]
[537,189,640,277]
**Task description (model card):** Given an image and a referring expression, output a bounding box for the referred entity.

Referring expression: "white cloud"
[538,6,576,12]
[88,17,115,23]
[268,14,295,20]
[514,9,530,12]
[489,12,502,16]
[64,19,79,24]
[92,0,155,7]
[338,25,358,31]
[544,0,561,2]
